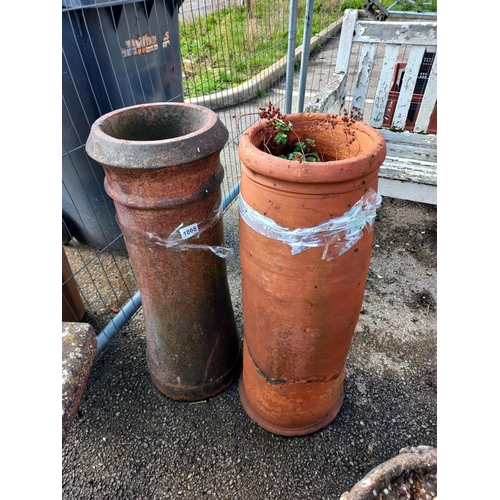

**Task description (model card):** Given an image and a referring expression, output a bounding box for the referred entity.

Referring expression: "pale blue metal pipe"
[222,181,241,211]
[96,291,142,358]
[95,182,241,358]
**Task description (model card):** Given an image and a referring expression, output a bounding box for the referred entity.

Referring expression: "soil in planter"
[256,102,364,162]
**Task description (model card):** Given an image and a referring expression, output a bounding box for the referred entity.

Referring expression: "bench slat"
[370,44,400,127]
[380,157,436,185]
[391,45,426,130]
[351,42,376,112]
[414,54,438,133]
[335,9,358,74]
[354,20,437,46]
[378,177,436,205]
[385,144,436,163]
[379,129,437,147]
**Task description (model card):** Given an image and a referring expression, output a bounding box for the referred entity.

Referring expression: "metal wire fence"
[62,0,437,352]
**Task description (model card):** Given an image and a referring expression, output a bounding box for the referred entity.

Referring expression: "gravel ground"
[62,194,437,499]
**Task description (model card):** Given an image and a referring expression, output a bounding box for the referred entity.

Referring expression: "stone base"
[62,322,97,446]
[340,445,437,499]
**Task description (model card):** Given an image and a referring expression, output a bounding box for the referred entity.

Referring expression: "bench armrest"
[304,72,347,114]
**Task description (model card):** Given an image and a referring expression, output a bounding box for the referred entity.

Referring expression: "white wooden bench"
[306,9,437,205]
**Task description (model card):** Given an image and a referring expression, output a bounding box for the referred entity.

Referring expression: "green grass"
[180,0,437,98]
[180,0,345,98]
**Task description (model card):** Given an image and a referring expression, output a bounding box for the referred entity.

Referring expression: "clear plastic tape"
[238,188,382,261]
[147,197,234,259]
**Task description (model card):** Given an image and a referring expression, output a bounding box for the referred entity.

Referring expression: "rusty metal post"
[86,103,241,401]
[62,247,85,322]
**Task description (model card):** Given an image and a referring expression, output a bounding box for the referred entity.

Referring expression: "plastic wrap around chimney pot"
[62,0,184,254]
